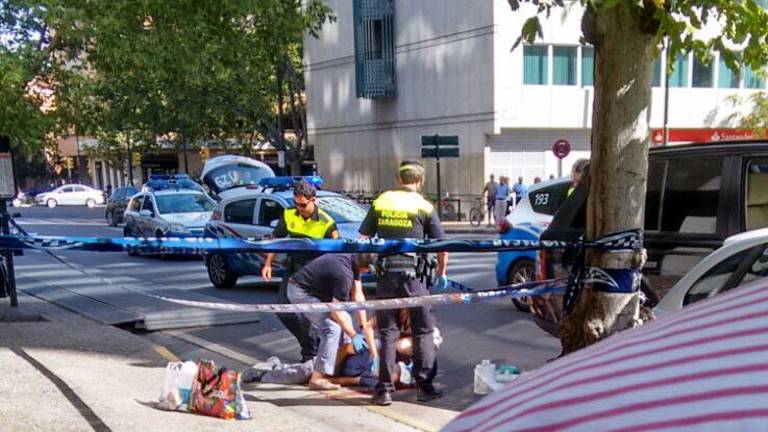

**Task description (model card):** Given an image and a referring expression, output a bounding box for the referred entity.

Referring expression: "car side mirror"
[139,209,153,217]
[269,219,279,228]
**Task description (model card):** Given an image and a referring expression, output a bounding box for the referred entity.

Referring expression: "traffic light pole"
[127,133,134,185]
[0,200,18,307]
[434,134,442,219]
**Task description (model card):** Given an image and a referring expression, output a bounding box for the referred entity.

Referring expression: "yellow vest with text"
[370,189,435,239]
[282,207,336,239]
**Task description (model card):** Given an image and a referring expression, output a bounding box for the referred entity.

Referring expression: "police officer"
[359,159,449,406]
[262,179,339,362]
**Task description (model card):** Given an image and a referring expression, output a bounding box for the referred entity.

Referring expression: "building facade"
[305,0,765,203]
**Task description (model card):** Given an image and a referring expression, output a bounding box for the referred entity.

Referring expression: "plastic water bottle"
[177,361,198,410]
[474,359,496,395]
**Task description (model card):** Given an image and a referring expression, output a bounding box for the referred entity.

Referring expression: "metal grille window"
[353,0,396,98]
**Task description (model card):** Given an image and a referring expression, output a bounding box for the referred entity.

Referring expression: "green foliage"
[729,91,768,137]
[1,0,334,171]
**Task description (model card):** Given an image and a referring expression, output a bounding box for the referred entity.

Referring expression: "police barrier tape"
[143,278,569,314]
[0,229,642,254]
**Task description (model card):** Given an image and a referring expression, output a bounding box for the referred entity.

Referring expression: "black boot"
[371,390,393,406]
[417,383,444,402]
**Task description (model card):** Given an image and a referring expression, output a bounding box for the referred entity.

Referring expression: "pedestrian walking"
[512,176,528,206]
[567,158,589,197]
[261,179,340,362]
[483,174,498,226]
[359,159,449,406]
[494,176,510,224]
[286,253,377,390]
[533,176,542,184]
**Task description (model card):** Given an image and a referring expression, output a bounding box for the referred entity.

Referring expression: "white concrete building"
[305,0,763,207]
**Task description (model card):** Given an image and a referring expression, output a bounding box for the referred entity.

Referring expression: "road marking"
[166,331,260,366]
[153,344,180,362]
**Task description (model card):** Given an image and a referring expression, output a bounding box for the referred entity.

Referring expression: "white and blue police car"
[495,177,571,311]
[203,176,368,289]
[123,174,216,246]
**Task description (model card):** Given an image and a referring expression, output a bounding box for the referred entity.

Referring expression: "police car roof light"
[143,174,203,192]
[258,176,324,190]
[148,174,191,181]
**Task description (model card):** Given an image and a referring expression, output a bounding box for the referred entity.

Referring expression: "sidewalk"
[0,294,458,432]
[442,221,497,235]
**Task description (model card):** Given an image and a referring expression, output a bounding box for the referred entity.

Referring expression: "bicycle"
[469,196,487,227]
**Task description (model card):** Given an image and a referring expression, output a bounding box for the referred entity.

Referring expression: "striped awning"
[443,278,768,432]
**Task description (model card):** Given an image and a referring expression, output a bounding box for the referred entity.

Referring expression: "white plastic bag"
[159,362,184,411]
[158,361,198,411]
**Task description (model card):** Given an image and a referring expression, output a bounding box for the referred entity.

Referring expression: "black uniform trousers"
[375,272,437,393]
[276,259,318,361]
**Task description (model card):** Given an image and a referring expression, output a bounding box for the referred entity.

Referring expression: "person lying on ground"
[286,252,378,390]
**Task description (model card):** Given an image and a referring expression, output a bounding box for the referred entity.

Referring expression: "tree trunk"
[560,5,656,354]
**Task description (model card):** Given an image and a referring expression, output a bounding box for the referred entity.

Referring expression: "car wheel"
[124,226,140,256]
[46,198,57,208]
[507,259,536,313]
[86,198,96,208]
[156,230,170,259]
[207,254,238,289]
[106,211,118,227]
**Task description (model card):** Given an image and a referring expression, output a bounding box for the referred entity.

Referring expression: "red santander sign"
[651,128,757,145]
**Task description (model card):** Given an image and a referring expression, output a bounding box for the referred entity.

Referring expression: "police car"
[123,174,216,246]
[204,176,368,289]
[200,155,276,201]
[495,177,571,311]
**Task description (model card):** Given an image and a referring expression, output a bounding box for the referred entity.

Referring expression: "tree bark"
[560,4,657,354]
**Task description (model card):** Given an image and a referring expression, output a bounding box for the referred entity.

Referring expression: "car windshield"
[285,196,366,223]
[155,194,215,214]
[316,196,367,223]
[203,164,273,194]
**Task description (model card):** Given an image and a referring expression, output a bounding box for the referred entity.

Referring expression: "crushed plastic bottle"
[474,359,497,395]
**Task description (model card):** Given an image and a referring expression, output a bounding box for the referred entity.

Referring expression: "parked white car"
[655,227,768,316]
[35,184,105,208]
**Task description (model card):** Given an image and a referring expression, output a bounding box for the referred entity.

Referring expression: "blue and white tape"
[145,278,568,314]
[0,229,642,255]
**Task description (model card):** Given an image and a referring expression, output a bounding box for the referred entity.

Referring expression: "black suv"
[534,140,768,334]
[105,186,139,226]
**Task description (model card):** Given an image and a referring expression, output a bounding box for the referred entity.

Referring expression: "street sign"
[420,134,459,219]
[421,135,459,147]
[552,139,571,159]
[421,147,459,158]
[0,136,16,200]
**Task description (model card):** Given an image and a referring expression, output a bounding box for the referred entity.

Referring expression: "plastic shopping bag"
[158,361,198,411]
[190,359,251,420]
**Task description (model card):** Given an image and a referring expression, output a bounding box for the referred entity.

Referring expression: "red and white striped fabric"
[443,279,768,432]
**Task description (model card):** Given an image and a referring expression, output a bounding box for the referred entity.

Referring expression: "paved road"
[11,206,559,411]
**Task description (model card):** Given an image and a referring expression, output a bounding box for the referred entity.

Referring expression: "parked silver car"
[123,189,216,245]
[35,184,105,208]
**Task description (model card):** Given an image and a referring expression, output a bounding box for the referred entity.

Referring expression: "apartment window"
[745,67,765,89]
[581,46,594,86]
[668,54,689,87]
[353,0,396,98]
[652,57,662,87]
[718,55,740,88]
[523,45,548,85]
[692,57,713,88]
[553,46,577,85]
